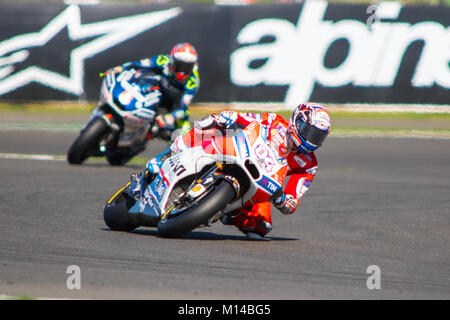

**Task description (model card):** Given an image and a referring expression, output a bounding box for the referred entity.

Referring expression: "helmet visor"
[172,58,195,75]
[297,121,329,146]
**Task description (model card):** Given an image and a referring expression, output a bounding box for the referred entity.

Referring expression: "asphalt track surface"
[0,126,449,299]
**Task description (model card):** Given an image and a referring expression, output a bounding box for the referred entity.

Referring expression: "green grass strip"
[1,121,450,139]
[331,127,450,138]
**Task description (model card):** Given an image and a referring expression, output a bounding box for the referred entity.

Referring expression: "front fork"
[84,108,120,154]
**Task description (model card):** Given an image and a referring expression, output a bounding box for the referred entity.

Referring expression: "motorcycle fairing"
[131,121,289,218]
[129,146,217,218]
[99,69,162,148]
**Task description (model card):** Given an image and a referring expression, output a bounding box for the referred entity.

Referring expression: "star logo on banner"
[0,5,181,96]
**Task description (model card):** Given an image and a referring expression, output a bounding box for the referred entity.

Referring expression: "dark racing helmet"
[287,103,331,154]
[169,43,198,83]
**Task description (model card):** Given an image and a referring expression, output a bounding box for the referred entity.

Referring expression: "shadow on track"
[102,228,298,241]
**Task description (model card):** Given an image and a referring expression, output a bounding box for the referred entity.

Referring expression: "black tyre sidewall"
[67,117,109,164]
[103,191,138,232]
[157,181,235,238]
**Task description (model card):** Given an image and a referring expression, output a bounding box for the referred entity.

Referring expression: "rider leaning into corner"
[130,103,332,240]
[105,42,200,139]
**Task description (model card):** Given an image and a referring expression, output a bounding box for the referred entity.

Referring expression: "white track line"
[1,130,449,164]
[0,153,65,161]
[0,122,81,132]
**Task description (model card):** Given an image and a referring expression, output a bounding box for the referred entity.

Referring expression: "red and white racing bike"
[104,121,288,238]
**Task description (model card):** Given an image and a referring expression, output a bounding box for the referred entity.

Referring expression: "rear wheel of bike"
[103,183,139,232]
[67,117,109,164]
[106,152,133,166]
[157,180,236,238]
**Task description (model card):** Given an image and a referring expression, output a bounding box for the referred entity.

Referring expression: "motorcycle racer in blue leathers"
[105,43,199,140]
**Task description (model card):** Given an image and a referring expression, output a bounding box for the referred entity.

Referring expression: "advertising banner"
[0,1,448,106]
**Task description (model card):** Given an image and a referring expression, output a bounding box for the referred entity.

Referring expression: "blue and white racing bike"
[68,69,172,166]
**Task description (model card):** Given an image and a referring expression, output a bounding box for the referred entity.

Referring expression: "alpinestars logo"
[0,5,181,96]
[230,0,449,107]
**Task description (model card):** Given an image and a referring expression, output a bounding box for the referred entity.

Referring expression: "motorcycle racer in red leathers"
[201,104,331,239]
[133,103,332,239]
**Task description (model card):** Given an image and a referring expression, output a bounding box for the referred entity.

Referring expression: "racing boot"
[220,205,272,241]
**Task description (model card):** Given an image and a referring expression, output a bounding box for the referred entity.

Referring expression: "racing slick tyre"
[157,180,236,238]
[103,184,139,232]
[67,117,110,164]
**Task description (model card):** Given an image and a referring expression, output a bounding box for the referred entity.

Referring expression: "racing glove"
[273,194,299,215]
[195,112,240,135]
[155,114,175,129]
[217,110,238,129]
[103,66,123,76]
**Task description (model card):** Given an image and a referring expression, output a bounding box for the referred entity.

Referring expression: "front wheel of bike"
[103,183,139,232]
[67,117,110,164]
[157,181,236,238]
